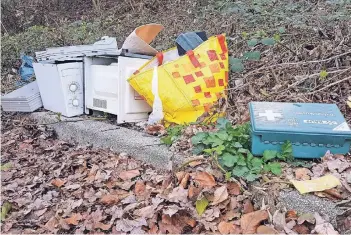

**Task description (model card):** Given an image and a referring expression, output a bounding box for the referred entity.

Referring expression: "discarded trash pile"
[1,23,350,160]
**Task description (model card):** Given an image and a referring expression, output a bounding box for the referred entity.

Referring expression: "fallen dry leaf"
[256,225,279,234]
[273,210,286,231]
[115,218,147,232]
[212,185,228,205]
[176,171,186,183]
[135,205,156,218]
[51,178,65,188]
[242,199,254,214]
[134,180,146,196]
[148,224,158,234]
[168,186,188,203]
[323,188,344,199]
[297,213,316,225]
[326,159,351,173]
[94,222,112,231]
[313,212,339,234]
[240,210,269,234]
[286,210,298,221]
[180,173,190,188]
[292,224,310,234]
[64,213,82,225]
[227,182,241,195]
[44,216,58,232]
[193,172,216,188]
[180,215,197,227]
[188,185,202,199]
[100,194,120,205]
[146,124,165,135]
[189,160,203,167]
[295,168,311,180]
[218,221,241,234]
[118,169,140,181]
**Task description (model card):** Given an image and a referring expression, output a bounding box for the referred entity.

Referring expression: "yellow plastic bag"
[128,34,229,124]
[290,174,341,194]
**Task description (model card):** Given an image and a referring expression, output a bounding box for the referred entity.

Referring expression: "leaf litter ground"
[1,113,351,234]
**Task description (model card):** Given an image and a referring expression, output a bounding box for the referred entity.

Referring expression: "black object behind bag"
[176,31,208,56]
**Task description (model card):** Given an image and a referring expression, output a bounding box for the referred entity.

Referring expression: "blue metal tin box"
[249,102,351,158]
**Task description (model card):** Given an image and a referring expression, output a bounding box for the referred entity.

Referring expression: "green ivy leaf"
[191,132,208,145]
[238,148,248,154]
[242,31,248,39]
[320,70,328,80]
[0,163,11,171]
[261,37,275,45]
[196,197,209,216]
[243,51,261,60]
[232,142,243,148]
[222,153,239,167]
[278,27,286,33]
[216,118,231,129]
[263,150,278,162]
[214,145,225,155]
[237,155,247,166]
[251,158,263,168]
[230,57,244,72]
[247,38,259,47]
[192,144,205,155]
[216,130,229,141]
[281,141,293,161]
[161,136,173,146]
[232,166,249,177]
[273,33,281,42]
[267,162,282,175]
[1,202,11,221]
[245,173,260,182]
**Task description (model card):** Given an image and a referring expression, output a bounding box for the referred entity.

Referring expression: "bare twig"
[246,51,351,76]
[176,157,206,171]
[308,76,351,94]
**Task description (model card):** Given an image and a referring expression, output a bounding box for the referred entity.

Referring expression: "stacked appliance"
[33,36,153,122]
[1,81,43,112]
[84,54,152,123]
[35,36,118,62]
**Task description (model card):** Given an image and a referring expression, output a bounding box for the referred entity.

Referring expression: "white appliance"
[35,36,119,63]
[33,62,84,117]
[84,56,152,123]
[1,81,43,112]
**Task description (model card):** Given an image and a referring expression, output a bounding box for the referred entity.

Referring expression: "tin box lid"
[249,102,351,136]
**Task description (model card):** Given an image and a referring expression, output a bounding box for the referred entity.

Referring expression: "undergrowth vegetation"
[190,118,293,181]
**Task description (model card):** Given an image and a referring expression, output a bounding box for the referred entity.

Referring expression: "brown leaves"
[218,221,241,234]
[227,182,241,195]
[256,225,279,234]
[295,168,311,180]
[64,213,82,225]
[51,178,65,188]
[134,180,146,196]
[242,199,254,214]
[145,124,165,135]
[193,172,216,188]
[211,185,228,205]
[118,169,140,181]
[240,210,269,234]
[100,194,120,205]
[44,216,59,232]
